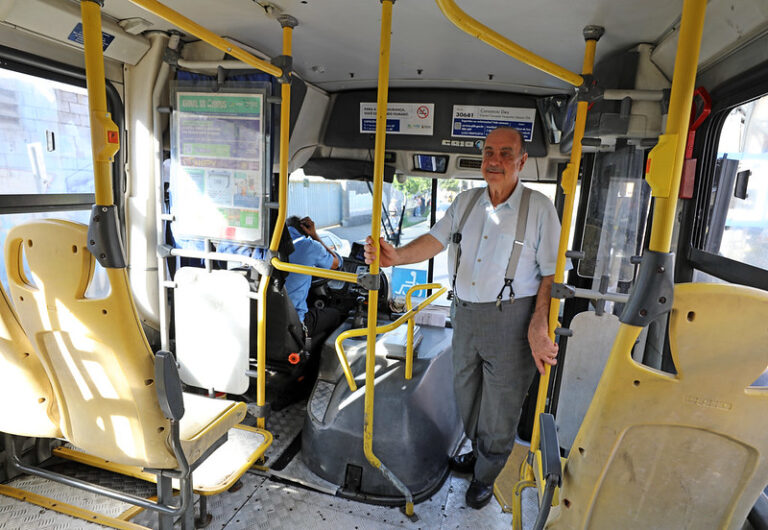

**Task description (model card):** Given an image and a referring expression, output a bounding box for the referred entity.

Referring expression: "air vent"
[458,157,482,170]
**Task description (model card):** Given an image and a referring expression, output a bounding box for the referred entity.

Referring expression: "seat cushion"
[178,393,247,464]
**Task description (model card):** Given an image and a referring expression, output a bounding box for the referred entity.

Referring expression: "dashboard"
[320,242,390,313]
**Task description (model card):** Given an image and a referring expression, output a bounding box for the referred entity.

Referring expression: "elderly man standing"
[365,127,561,508]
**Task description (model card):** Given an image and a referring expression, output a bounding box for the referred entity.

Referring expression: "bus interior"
[1,0,768,528]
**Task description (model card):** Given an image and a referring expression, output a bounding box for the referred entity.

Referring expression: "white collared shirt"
[429,184,562,303]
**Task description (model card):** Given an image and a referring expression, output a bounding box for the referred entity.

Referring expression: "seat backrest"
[548,283,768,529]
[262,278,305,365]
[5,220,178,469]
[0,283,61,439]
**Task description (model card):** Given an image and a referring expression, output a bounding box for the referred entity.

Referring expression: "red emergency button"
[107,130,119,144]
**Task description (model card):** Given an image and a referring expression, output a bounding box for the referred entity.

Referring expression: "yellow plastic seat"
[546,283,768,529]
[0,283,61,439]
[4,219,246,469]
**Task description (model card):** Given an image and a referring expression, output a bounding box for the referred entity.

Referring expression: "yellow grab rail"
[525,29,601,479]
[646,0,706,252]
[271,258,358,284]
[254,16,297,429]
[435,0,583,87]
[81,0,119,206]
[126,0,282,78]
[356,0,415,516]
[334,284,447,392]
[405,283,444,380]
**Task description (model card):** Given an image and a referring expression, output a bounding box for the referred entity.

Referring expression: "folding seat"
[4,219,269,528]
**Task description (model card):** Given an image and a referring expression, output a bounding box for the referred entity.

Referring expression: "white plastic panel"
[174,268,250,395]
[555,311,621,451]
[4,0,149,66]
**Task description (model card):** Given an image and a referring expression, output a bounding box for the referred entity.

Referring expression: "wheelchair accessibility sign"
[392,267,428,298]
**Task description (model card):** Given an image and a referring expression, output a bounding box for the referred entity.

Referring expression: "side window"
[0,65,107,292]
[0,69,94,195]
[698,95,768,273]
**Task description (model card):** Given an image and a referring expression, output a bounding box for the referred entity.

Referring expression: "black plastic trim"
[154,350,185,421]
[335,464,451,507]
[87,205,126,268]
[619,251,674,326]
[539,413,561,484]
[688,248,768,291]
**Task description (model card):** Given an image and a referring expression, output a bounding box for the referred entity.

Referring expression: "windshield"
[287,170,560,307]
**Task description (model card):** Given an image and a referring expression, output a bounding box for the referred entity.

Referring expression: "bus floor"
[0,401,537,529]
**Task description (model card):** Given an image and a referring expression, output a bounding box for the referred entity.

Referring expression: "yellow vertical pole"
[363,0,415,516]
[255,15,297,429]
[524,27,602,480]
[364,0,392,470]
[80,0,119,206]
[363,0,392,468]
[647,0,706,252]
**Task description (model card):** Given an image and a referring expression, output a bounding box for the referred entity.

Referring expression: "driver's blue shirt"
[284,226,338,321]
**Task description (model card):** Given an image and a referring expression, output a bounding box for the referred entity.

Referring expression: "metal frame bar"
[4,432,190,520]
[0,483,148,530]
[0,194,94,214]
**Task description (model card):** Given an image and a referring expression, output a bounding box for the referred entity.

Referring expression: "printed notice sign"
[452,105,536,141]
[360,103,434,136]
[171,92,266,244]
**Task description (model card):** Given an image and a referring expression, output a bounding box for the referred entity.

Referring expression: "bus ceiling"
[2,0,768,94]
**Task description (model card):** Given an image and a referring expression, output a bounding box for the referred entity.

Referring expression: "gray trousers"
[450,296,537,484]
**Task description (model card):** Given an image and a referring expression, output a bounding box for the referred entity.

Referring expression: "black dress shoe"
[449,451,476,473]
[465,479,494,509]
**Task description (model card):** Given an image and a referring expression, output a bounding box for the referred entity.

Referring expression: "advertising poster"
[171,92,266,244]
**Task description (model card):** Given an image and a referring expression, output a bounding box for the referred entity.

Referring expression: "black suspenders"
[449,186,532,311]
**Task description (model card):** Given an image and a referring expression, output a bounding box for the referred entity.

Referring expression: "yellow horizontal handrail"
[405,283,444,379]
[126,0,283,78]
[334,285,446,392]
[435,0,583,87]
[270,258,359,284]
